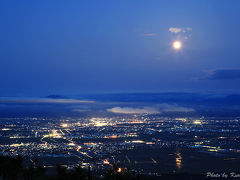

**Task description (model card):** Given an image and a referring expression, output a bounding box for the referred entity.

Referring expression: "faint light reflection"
[175,152,182,169]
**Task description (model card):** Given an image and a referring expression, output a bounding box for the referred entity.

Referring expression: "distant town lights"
[193,120,202,125]
[60,123,69,128]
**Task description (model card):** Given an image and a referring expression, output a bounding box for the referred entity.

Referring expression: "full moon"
[173,41,182,50]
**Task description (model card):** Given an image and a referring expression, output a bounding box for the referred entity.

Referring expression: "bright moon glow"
[173,41,182,50]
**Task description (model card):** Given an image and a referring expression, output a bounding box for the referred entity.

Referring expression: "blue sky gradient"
[1,0,240,96]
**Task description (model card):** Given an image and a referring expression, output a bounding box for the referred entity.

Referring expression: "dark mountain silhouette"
[46,94,69,99]
[0,155,207,180]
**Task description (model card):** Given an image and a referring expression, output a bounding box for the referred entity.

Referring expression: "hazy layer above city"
[0,92,240,118]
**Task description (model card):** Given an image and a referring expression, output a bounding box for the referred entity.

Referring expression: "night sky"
[1,0,240,96]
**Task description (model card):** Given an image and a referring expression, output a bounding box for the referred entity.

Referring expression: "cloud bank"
[169,27,192,40]
[107,104,195,114]
[169,27,192,34]
[107,107,160,114]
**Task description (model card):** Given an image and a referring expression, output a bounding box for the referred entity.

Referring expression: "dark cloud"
[207,69,240,80]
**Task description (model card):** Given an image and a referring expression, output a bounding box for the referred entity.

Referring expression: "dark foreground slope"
[0,155,212,180]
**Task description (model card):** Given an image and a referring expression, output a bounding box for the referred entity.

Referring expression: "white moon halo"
[173,41,182,50]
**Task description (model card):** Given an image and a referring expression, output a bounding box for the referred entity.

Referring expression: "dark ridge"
[45,95,69,99]
[0,154,211,180]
